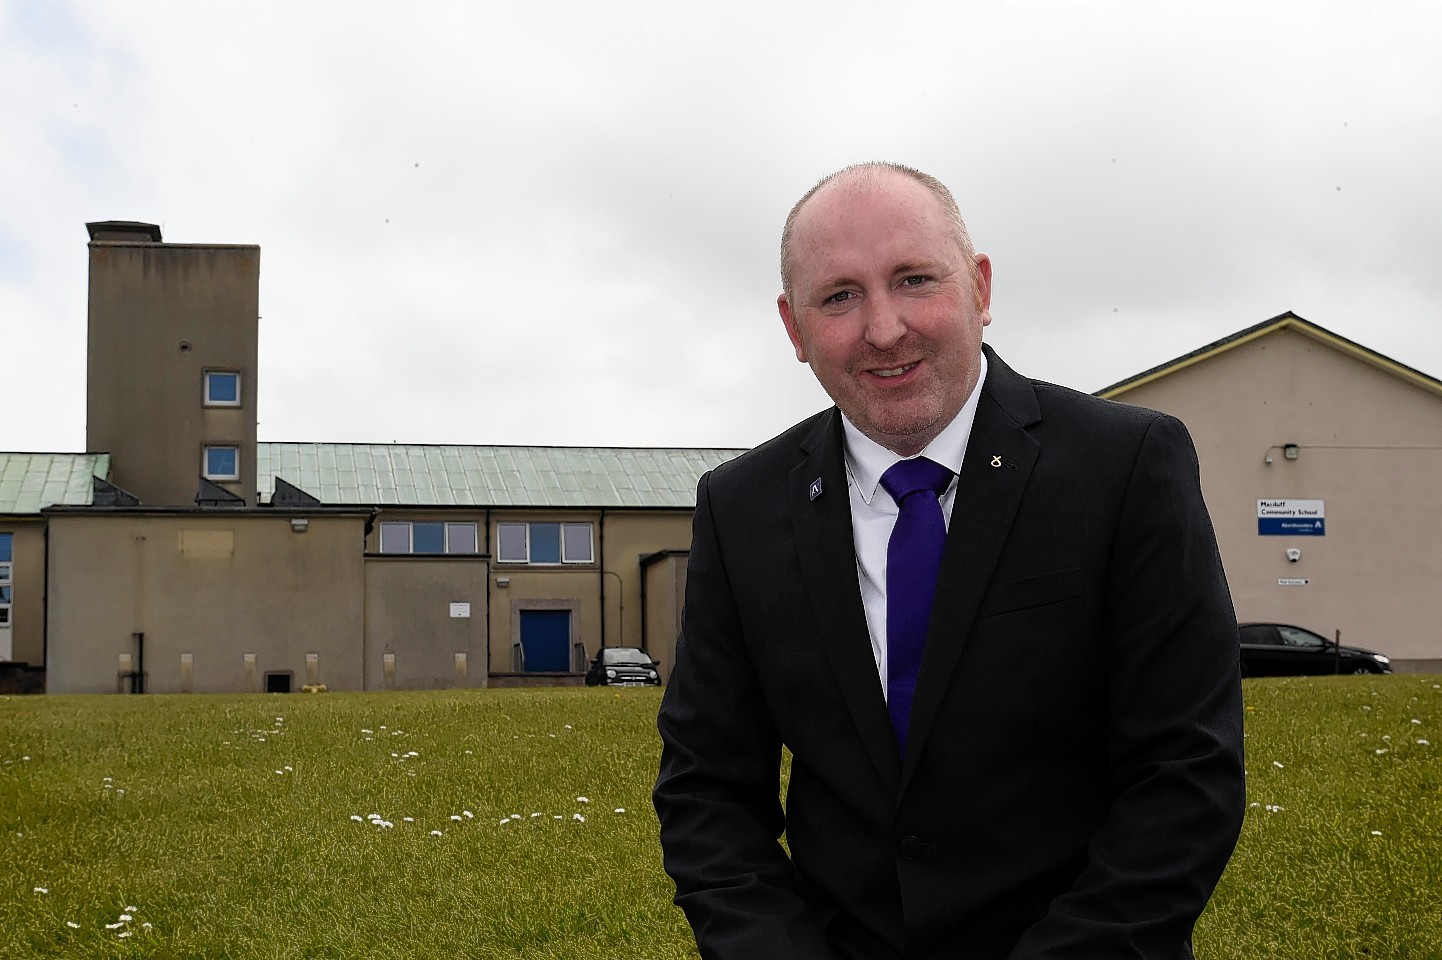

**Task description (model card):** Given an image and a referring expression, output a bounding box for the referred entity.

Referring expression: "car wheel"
[1351,665,1372,675]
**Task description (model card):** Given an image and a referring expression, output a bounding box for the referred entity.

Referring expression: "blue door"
[520,610,571,672]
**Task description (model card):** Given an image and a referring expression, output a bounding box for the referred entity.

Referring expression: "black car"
[1239,622,1392,677]
[585,646,661,686]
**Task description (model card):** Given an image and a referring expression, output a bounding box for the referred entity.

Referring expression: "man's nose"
[862,293,907,351]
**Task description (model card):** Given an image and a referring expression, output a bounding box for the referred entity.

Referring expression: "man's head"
[777,162,992,457]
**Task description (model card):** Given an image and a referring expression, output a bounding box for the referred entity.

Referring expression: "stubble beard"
[838,340,958,456]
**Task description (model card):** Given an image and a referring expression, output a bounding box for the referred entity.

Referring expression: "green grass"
[1198,675,1442,958]
[0,688,688,959]
[1,677,1440,958]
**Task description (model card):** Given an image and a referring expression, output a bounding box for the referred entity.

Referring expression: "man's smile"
[866,361,921,381]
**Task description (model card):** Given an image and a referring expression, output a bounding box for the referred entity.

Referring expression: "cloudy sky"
[5,0,1439,453]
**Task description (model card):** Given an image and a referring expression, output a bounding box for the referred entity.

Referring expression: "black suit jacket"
[654,347,1245,960]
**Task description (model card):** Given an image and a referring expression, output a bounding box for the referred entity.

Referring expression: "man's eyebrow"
[808,273,859,296]
[806,259,955,298]
[890,258,948,276]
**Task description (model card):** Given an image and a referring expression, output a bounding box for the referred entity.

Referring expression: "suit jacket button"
[899,836,923,860]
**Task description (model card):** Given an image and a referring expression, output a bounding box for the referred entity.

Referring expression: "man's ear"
[778,294,809,363]
[974,253,994,326]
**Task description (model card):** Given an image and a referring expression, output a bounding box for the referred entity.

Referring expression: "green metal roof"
[0,453,111,514]
[257,443,744,508]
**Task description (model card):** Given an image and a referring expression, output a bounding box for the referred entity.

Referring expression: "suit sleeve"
[653,471,843,960]
[1008,414,1247,960]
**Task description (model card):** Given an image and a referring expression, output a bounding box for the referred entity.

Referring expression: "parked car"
[585,646,661,686]
[1239,622,1392,677]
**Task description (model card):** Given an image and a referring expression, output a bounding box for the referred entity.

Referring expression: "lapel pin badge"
[990,454,1017,471]
[808,477,823,501]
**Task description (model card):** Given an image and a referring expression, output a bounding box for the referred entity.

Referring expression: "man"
[654,163,1245,960]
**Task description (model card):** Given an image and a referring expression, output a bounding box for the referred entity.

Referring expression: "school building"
[1,225,1438,693]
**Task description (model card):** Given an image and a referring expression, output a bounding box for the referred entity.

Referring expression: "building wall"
[643,552,689,682]
[0,520,46,665]
[364,557,489,689]
[597,512,693,655]
[479,509,694,677]
[87,240,260,506]
[46,512,366,693]
[1114,328,1442,667]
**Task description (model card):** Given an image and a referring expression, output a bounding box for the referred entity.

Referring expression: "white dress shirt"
[841,352,988,698]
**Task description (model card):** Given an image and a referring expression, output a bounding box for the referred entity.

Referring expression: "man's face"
[778,172,992,457]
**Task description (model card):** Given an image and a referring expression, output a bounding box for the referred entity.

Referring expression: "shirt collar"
[842,351,988,505]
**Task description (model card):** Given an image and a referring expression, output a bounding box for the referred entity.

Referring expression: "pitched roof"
[1096,312,1442,400]
[256,443,744,508]
[0,453,111,515]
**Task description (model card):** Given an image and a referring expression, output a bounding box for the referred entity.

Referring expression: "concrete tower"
[85,222,260,505]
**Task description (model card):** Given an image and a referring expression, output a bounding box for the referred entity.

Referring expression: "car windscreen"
[602,648,653,665]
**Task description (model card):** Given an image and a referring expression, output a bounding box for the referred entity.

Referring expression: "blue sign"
[1258,518,1325,536]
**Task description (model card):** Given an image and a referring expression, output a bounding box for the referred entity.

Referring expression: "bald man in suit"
[654,162,1245,960]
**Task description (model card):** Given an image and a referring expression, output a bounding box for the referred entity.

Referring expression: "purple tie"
[879,456,954,755]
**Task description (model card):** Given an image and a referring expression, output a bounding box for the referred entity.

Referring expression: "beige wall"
[1114,328,1442,666]
[490,566,597,673]
[481,510,694,676]
[364,557,489,689]
[0,521,46,665]
[642,552,688,682]
[87,241,260,506]
[35,505,697,691]
[46,511,366,693]
[598,512,693,654]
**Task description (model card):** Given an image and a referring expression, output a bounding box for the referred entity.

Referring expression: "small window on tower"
[204,371,242,406]
[203,446,240,481]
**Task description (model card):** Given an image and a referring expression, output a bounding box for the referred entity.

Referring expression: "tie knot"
[879,456,953,505]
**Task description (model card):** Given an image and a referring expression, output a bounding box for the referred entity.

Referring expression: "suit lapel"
[791,410,902,791]
[900,349,1042,793]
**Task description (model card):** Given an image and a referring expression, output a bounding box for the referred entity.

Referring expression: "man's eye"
[901,275,930,287]
[823,290,854,305]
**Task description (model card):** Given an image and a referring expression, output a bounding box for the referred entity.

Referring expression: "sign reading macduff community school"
[1257,499,1325,536]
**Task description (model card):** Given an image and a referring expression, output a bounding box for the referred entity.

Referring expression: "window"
[203,445,240,481]
[204,371,242,406]
[496,522,593,564]
[377,521,478,555]
[1278,626,1326,648]
[0,533,11,633]
[446,522,478,554]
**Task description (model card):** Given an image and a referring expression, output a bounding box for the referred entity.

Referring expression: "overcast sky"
[5,1,1440,453]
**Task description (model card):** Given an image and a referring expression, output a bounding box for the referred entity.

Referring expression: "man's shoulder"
[985,344,1175,438]
[1031,378,1169,429]
[1019,376,1199,471]
[703,408,833,493]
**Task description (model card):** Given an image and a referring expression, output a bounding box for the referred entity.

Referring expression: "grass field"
[2,677,1440,958]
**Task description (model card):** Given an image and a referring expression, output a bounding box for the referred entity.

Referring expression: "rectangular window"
[203,446,240,481]
[0,535,10,631]
[446,522,478,555]
[412,522,445,554]
[377,521,478,555]
[561,523,593,563]
[204,371,242,406]
[379,522,410,554]
[497,523,528,563]
[531,522,561,563]
[495,522,593,564]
